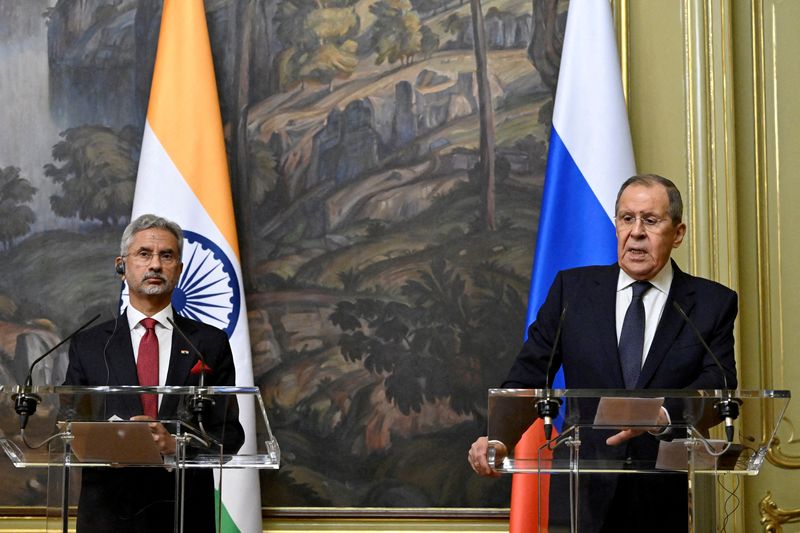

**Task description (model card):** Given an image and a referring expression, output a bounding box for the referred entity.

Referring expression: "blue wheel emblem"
[119,230,240,337]
[173,231,240,336]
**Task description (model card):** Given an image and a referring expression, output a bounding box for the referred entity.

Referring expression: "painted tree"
[0,166,36,249]
[470,0,496,230]
[330,259,525,417]
[369,0,423,65]
[231,0,257,289]
[248,140,282,216]
[420,24,440,59]
[275,0,360,91]
[411,0,450,16]
[45,125,138,226]
[529,0,567,99]
[444,13,471,47]
[297,40,359,91]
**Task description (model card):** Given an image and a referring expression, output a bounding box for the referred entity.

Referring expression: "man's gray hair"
[614,174,683,224]
[120,214,184,258]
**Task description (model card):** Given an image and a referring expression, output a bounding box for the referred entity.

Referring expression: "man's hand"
[468,436,502,478]
[605,407,670,446]
[130,415,177,455]
[605,428,646,446]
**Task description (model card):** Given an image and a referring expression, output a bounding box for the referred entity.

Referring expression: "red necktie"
[137,317,159,418]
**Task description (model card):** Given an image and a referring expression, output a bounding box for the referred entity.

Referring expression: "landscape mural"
[0,0,568,511]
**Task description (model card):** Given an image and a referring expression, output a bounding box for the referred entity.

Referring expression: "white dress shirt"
[615,261,674,369]
[127,304,175,391]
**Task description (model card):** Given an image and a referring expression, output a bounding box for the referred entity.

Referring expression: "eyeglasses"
[615,214,668,231]
[125,250,178,265]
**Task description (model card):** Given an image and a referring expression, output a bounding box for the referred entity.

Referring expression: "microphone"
[672,301,740,442]
[14,313,101,430]
[536,305,567,441]
[166,317,212,426]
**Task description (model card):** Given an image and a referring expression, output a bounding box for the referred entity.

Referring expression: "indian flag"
[132,1,261,532]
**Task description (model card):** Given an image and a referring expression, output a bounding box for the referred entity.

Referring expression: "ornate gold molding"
[679,0,738,285]
[612,0,630,104]
[760,491,800,532]
[681,0,699,273]
[749,0,800,469]
[767,416,800,468]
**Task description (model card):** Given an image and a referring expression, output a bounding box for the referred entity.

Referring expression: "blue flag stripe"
[525,127,619,331]
[511,1,636,529]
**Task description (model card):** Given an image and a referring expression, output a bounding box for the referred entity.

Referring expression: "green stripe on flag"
[215,489,241,533]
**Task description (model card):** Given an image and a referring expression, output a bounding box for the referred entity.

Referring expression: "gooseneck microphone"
[166,317,212,428]
[536,305,567,441]
[14,313,101,431]
[672,301,741,442]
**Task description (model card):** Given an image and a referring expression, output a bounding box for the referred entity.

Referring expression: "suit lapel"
[588,265,626,387]
[105,311,143,416]
[637,262,694,387]
[105,312,137,384]
[159,315,199,417]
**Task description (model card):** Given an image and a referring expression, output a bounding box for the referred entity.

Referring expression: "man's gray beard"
[138,278,175,296]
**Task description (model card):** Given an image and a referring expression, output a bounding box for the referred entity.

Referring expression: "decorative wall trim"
[613,0,630,103]
[760,491,800,532]
[749,0,800,470]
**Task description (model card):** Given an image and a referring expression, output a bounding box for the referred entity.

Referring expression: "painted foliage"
[0,0,566,509]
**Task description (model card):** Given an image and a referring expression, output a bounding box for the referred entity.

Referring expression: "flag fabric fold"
[511,0,636,531]
[132,1,261,532]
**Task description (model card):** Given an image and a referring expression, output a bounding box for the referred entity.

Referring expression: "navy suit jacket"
[63,312,244,533]
[505,261,737,391]
[502,261,738,532]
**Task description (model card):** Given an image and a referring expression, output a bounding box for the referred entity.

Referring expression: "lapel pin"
[180,349,190,356]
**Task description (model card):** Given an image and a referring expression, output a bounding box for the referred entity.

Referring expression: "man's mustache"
[142,271,167,283]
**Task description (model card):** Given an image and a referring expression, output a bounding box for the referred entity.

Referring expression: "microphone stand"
[672,301,741,442]
[13,314,101,437]
[536,305,567,441]
[166,318,213,437]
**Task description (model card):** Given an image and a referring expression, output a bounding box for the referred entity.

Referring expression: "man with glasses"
[63,214,243,532]
[468,175,738,532]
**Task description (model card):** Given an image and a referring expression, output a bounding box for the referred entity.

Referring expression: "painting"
[0,0,567,512]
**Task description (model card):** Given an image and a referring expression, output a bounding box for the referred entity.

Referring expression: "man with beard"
[63,214,243,532]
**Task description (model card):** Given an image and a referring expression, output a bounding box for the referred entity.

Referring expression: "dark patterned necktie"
[137,317,159,418]
[619,281,652,388]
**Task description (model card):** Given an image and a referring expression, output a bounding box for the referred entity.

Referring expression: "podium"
[0,385,280,532]
[487,388,790,533]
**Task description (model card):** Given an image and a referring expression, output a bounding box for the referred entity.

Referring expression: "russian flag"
[510,1,636,531]
[132,1,261,531]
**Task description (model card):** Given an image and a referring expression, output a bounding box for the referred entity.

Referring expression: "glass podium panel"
[486,388,790,533]
[0,385,280,532]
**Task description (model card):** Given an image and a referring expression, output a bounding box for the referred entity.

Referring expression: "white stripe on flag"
[514,1,637,531]
[552,0,635,221]
[134,123,261,533]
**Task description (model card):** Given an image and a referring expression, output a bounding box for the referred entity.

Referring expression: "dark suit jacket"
[502,261,738,533]
[63,312,245,533]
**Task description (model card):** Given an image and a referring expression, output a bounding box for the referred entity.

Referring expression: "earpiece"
[115,261,125,275]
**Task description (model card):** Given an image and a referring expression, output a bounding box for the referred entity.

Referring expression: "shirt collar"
[617,260,674,296]
[127,304,175,331]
